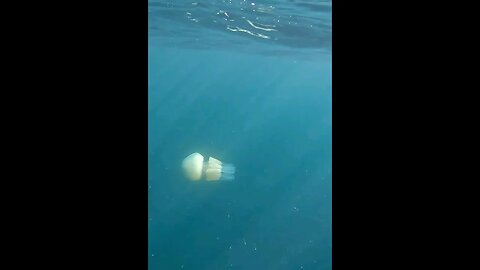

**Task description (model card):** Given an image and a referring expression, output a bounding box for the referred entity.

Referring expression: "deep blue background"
[149,1,331,269]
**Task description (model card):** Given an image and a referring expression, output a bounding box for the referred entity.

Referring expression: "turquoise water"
[149,1,331,269]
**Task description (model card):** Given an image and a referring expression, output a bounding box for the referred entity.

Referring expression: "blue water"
[149,1,331,269]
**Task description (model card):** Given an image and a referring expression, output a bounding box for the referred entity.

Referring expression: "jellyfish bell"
[182,152,204,181]
[182,152,235,181]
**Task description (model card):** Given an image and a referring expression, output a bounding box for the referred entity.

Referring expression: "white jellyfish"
[182,152,235,181]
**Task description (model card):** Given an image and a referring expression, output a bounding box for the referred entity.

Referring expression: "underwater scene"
[149,0,331,269]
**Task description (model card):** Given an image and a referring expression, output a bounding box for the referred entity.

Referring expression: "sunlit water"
[149,1,331,269]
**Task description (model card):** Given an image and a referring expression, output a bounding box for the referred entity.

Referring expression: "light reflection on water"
[149,0,331,56]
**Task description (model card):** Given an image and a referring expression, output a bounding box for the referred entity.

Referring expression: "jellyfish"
[182,152,235,181]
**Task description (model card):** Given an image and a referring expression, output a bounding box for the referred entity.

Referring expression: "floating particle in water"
[293,206,299,212]
[243,238,247,245]
[229,245,232,250]
[181,265,184,269]
[151,254,155,257]
[216,236,220,240]
[251,2,255,6]
[226,213,230,219]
